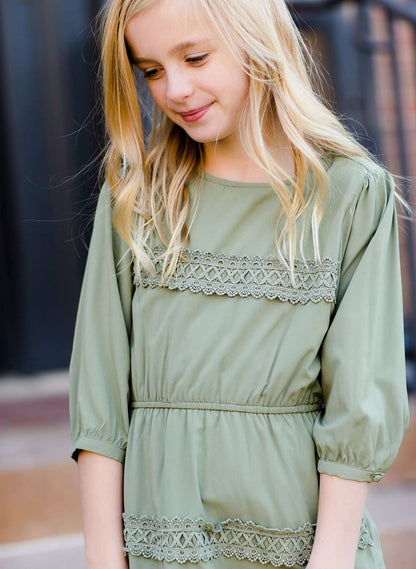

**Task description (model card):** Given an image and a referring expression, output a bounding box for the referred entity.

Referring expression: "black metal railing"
[359,1,416,376]
[0,0,415,376]
[359,0,416,389]
[290,0,416,389]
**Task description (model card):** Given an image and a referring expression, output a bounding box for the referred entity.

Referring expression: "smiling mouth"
[180,103,213,122]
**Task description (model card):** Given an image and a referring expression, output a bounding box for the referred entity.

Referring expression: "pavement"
[0,371,415,569]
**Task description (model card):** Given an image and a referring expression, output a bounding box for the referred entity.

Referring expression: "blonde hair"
[99,0,371,281]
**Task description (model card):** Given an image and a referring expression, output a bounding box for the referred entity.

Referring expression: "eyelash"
[142,68,161,79]
[186,54,208,65]
[141,53,209,80]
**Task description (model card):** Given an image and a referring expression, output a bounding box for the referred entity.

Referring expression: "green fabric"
[69,152,409,568]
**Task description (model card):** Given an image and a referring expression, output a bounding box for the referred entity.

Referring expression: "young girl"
[69,1,410,568]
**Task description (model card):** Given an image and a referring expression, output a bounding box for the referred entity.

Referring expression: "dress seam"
[131,400,323,414]
[73,433,126,448]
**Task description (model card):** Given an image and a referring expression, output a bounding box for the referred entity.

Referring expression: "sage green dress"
[69,151,409,568]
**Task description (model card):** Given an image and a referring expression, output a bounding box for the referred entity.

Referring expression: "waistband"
[131,401,323,414]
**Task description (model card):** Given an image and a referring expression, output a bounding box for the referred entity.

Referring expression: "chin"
[181,127,232,145]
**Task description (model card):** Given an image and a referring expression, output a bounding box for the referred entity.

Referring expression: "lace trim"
[357,518,374,550]
[122,514,373,566]
[134,246,339,304]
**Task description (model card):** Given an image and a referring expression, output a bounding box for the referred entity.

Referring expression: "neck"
[202,124,295,184]
[203,143,269,183]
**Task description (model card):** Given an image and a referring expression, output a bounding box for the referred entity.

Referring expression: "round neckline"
[201,150,335,189]
[203,171,285,188]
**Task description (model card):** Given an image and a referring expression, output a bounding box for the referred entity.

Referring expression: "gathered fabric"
[69,153,408,568]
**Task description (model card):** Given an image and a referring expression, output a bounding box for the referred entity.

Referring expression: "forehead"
[125,0,219,60]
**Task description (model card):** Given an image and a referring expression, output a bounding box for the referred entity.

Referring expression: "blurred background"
[0,0,415,567]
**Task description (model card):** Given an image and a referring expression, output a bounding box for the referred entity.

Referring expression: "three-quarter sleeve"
[312,164,410,483]
[69,182,134,463]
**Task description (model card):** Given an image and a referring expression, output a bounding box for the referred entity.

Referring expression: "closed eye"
[186,53,209,65]
[139,53,209,79]
[142,67,163,79]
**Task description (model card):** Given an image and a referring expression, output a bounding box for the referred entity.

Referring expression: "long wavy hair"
[98,0,372,281]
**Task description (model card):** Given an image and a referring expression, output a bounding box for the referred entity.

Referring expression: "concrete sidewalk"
[0,371,415,568]
[0,534,85,569]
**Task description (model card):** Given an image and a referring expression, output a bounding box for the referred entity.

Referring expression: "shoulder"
[325,152,395,216]
[89,180,132,258]
[95,180,115,215]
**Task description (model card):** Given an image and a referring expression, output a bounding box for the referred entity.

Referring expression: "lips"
[180,103,213,122]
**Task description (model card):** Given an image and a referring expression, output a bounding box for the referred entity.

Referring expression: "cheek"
[228,73,249,109]
[219,63,248,103]
[147,82,166,110]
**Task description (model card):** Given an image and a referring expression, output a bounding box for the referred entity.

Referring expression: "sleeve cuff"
[71,436,126,463]
[317,458,385,483]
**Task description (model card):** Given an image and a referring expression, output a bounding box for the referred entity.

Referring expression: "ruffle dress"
[69,151,409,568]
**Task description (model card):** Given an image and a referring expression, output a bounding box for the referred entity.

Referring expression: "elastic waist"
[131,401,323,414]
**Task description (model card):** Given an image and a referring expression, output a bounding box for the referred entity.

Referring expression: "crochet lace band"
[122,514,373,566]
[134,246,339,304]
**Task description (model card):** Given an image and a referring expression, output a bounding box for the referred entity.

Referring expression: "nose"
[165,68,194,105]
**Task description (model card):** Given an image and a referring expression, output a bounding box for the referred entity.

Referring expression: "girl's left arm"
[306,474,369,569]
[311,164,410,568]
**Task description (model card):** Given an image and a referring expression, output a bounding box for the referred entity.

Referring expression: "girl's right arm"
[69,184,134,565]
[78,451,128,569]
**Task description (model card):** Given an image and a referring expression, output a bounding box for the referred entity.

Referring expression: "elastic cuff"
[71,436,126,463]
[317,458,385,483]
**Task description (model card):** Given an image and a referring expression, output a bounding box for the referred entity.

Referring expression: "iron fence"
[291,0,416,389]
[0,0,415,380]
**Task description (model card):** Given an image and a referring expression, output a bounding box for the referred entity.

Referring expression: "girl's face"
[125,0,249,148]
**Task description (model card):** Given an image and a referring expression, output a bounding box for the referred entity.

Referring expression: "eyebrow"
[132,40,211,64]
